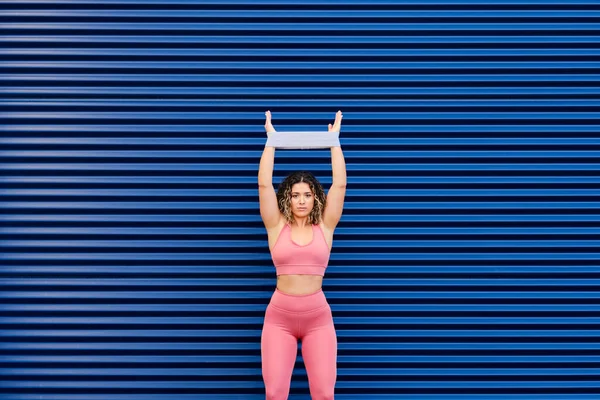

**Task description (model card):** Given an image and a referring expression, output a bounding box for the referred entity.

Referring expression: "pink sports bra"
[270,223,331,276]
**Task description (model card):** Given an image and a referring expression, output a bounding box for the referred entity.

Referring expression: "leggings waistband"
[269,288,328,313]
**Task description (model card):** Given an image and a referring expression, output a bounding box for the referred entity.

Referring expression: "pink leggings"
[261,288,337,400]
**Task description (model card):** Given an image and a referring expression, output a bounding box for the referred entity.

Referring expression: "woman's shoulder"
[316,220,334,234]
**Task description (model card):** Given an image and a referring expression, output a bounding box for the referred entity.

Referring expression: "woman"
[258,110,346,400]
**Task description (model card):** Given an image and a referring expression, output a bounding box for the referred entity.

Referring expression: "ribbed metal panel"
[1,0,600,399]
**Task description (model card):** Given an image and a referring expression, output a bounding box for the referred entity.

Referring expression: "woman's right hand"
[265,110,276,135]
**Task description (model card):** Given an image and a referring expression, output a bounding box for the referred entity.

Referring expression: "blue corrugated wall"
[1,0,600,399]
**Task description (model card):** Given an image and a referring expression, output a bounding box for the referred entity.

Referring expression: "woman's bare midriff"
[277,275,323,295]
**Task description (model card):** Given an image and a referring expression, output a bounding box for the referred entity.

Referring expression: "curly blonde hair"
[276,171,326,225]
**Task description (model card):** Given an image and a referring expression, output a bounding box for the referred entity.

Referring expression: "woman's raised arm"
[323,111,347,230]
[258,111,282,229]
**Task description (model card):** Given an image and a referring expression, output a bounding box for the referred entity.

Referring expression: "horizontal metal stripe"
[4,164,600,172]
[5,304,600,312]
[0,395,597,400]
[6,150,600,158]
[4,213,600,221]
[7,48,600,56]
[4,278,600,286]
[5,125,600,134]
[6,74,600,82]
[5,253,599,261]
[5,177,600,185]
[3,241,600,250]
[5,0,600,4]
[3,308,600,317]
[5,343,600,351]
[4,189,600,197]
[5,241,600,249]
[3,201,598,210]
[7,227,600,234]
[4,61,600,70]
[5,23,600,31]
[2,367,600,376]
[3,329,599,338]
[0,396,598,400]
[2,265,598,274]
[5,136,600,144]
[5,87,600,95]
[2,262,598,277]
[2,381,600,389]
[4,99,600,107]
[5,317,600,325]
[3,35,600,44]
[3,355,600,363]
[4,227,600,235]
[7,10,600,18]
[3,290,600,298]
[5,113,600,121]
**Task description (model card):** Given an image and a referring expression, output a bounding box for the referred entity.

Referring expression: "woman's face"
[290,182,314,218]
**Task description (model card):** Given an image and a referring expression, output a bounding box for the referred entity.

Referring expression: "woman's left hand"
[328,110,343,132]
